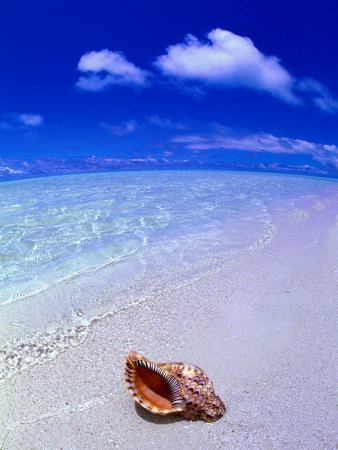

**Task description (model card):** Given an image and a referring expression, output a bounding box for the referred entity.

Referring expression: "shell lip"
[125,350,186,414]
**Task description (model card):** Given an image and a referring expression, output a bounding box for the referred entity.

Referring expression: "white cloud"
[77,49,149,91]
[145,115,187,129]
[154,28,338,113]
[154,28,297,103]
[100,119,137,136]
[257,162,328,176]
[18,113,44,126]
[0,166,26,175]
[0,112,44,130]
[171,128,338,168]
[146,115,175,127]
[297,78,338,114]
[75,30,338,114]
[129,157,157,163]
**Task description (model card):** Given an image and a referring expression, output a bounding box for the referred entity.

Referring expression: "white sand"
[1,197,337,449]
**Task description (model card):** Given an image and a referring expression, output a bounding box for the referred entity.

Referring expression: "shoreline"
[1,191,337,448]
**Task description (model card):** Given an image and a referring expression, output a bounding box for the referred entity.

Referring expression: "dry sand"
[1,199,337,449]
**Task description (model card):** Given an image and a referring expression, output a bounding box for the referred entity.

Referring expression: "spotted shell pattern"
[124,351,225,422]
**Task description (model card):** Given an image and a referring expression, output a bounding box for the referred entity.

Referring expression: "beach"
[1,173,337,449]
[2,0,338,447]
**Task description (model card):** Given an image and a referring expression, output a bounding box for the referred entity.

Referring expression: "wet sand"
[1,198,337,449]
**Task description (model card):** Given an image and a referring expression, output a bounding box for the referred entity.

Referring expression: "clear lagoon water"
[0,170,274,305]
[0,170,337,379]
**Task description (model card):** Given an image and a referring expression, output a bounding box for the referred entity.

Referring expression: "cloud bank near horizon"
[1,121,337,180]
[171,128,338,169]
[0,154,330,182]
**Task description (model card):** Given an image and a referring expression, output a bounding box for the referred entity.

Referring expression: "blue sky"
[1,0,338,179]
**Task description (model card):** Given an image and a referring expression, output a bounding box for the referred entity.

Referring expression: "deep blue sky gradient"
[0,0,337,179]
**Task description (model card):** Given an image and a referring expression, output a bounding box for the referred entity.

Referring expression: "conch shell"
[124,350,225,422]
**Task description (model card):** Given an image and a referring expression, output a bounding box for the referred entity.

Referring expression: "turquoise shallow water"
[0,170,338,380]
[0,170,270,303]
[0,170,337,336]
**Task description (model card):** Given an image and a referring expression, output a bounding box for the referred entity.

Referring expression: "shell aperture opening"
[125,352,185,413]
[133,365,173,410]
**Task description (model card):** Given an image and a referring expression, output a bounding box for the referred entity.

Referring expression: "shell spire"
[124,350,225,422]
